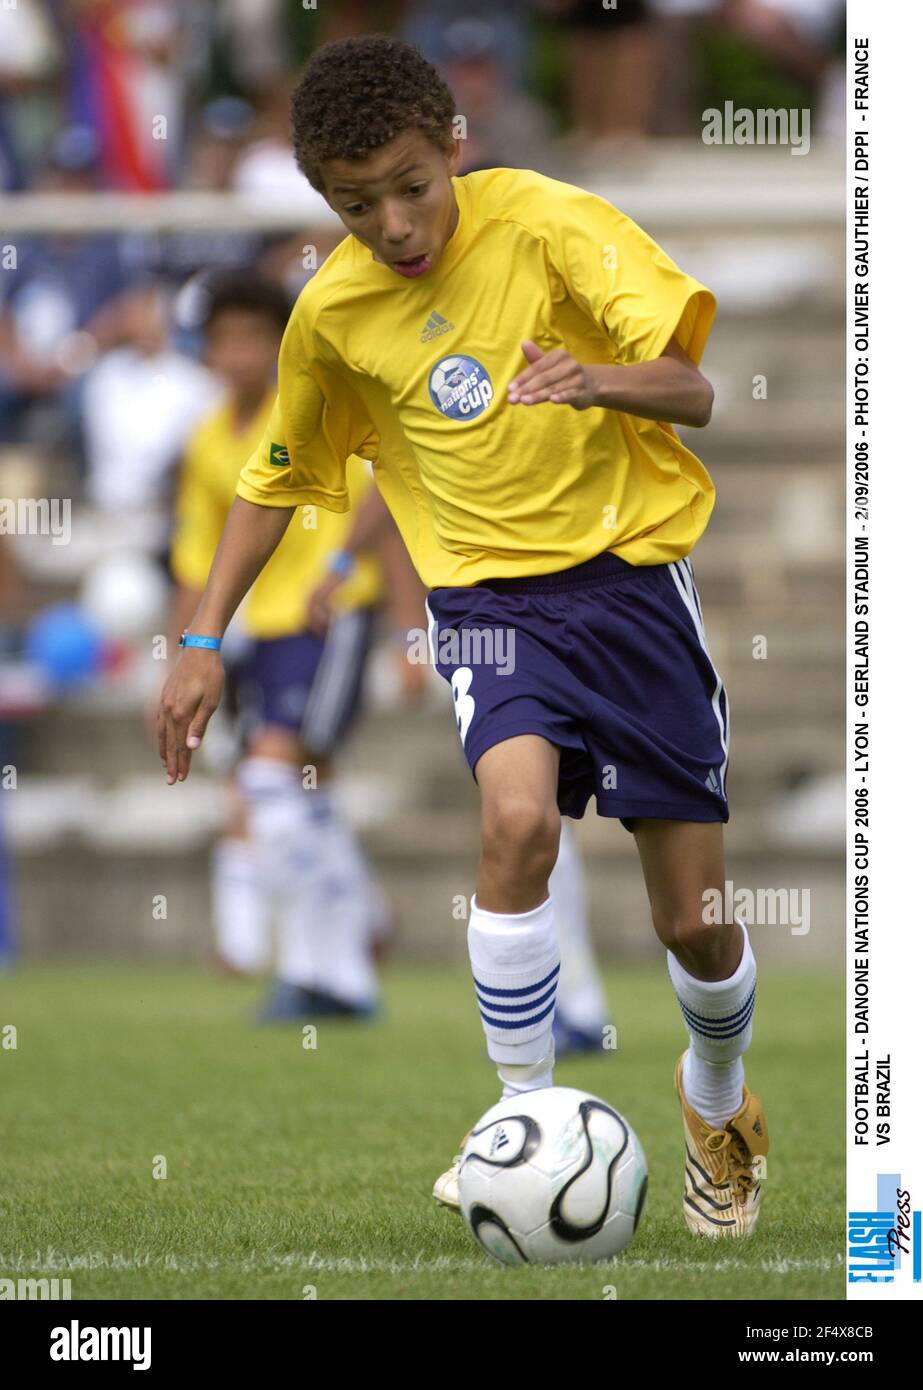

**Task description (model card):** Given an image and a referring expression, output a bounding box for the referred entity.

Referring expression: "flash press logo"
[50,1320,151,1370]
[849,1176,921,1286]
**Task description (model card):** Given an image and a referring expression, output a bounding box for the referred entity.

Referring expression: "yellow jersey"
[171,389,380,638]
[237,167,717,589]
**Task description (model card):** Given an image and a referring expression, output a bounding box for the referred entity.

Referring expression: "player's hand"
[305,573,345,634]
[507,341,598,410]
[157,649,224,785]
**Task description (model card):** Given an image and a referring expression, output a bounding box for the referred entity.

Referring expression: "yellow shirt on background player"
[237,167,717,590]
[172,389,380,639]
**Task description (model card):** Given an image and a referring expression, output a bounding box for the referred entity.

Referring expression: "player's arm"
[508,184,716,426]
[305,484,395,633]
[157,496,293,784]
[167,460,224,650]
[157,439,227,730]
[166,583,205,652]
[507,335,713,427]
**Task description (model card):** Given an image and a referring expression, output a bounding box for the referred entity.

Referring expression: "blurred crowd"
[1,1,848,193]
[0,0,846,498]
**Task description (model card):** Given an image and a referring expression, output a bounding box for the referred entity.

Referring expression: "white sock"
[211,837,271,973]
[683,1052,745,1131]
[276,789,378,1007]
[236,757,306,874]
[310,789,390,951]
[468,894,559,1096]
[496,1043,556,1098]
[549,821,607,1033]
[667,916,756,1129]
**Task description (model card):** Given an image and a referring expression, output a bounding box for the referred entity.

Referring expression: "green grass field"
[0,962,844,1301]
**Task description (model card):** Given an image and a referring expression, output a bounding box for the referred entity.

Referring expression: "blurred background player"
[165,271,388,1021]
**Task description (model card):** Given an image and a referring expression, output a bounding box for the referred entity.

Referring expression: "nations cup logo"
[428,354,493,420]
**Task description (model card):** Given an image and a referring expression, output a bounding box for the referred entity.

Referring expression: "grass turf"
[0,962,843,1301]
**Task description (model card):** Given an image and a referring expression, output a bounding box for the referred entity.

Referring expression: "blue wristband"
[328,549,355,579]
[178,633,222,651]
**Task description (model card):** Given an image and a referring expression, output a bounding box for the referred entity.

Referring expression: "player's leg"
[204,651,273,977]
[210,786,272,976]
[473,733,562,1092]
[234,619,382,1020]
[235,722,327,1008]
[633,818,768,1236]
[549,821,608,1054]
[433,734,563,1210]
[280,607,387,1009]
[241,724,379,1019]
[272,730,381,1016]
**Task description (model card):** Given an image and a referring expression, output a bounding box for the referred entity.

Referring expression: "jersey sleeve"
[236,306,376,512]
[543,183,716,366]
[170,432,226,591]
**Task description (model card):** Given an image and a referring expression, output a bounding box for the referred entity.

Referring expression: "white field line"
[0,1250,844,1277]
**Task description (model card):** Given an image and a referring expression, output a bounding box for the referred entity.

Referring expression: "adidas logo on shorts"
[420,310,455,342]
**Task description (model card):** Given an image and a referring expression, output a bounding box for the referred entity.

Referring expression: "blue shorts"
[235,607,376,755]
[425,552,729,830]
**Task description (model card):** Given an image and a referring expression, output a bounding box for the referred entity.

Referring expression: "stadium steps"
[7,794,841,970]
[19,654,844,789]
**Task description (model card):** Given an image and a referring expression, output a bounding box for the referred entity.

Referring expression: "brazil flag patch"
[269,443,290,468]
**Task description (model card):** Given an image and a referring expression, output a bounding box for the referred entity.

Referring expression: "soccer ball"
[458,1086,647,1266]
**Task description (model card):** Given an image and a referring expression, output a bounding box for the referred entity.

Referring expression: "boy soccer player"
[158,36,769,1237]
[167,273,387,1019]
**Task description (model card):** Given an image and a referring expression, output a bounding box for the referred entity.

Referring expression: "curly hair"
[291,35,456,191]
[203,273,292,335]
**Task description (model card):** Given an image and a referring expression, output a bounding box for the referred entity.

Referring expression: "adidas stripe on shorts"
[236,607,376,756]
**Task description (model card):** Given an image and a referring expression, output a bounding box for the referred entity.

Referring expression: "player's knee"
[246,726,302,763]
[654,905,731,970]
[481,793,560,879]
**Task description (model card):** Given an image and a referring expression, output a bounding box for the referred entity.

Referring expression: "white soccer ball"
[458,1086,647,1266]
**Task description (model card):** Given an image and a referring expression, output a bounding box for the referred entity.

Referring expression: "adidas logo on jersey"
[420,310,455,342]
[704,768,721,794]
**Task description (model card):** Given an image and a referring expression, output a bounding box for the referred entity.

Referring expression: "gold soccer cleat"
[432,1134,470,1212]
[675,1050,769,1238]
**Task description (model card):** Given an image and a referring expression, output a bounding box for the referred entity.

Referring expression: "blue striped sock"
[668,917,756,1127]
[468,894,560,1070]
